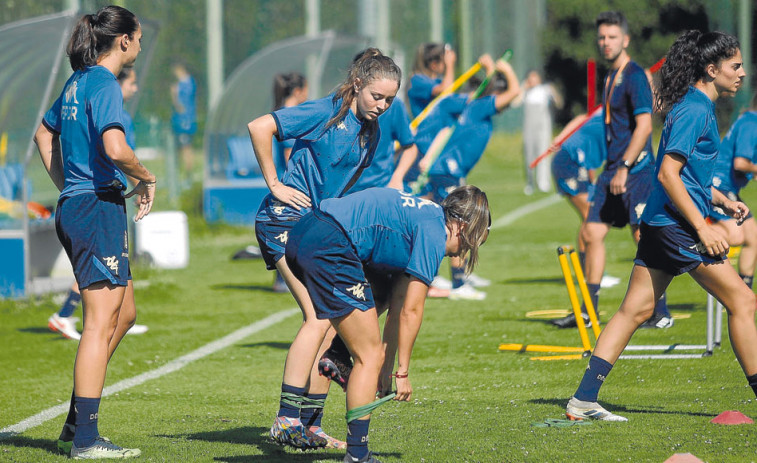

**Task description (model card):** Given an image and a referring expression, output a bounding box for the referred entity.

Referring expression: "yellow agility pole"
[568,249,602,339]
[530,354,585,361]
[498,343,584,353]
[557,246,592,355]
[409,62,482,131]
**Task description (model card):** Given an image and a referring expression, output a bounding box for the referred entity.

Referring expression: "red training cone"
[710,410,754,425]
[664,453,704,463]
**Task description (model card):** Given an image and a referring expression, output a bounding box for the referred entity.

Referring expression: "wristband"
[392,372,408,379]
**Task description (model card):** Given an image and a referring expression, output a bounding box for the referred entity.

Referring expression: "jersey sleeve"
[391,103,415,147]
[408,75,437,102]
[42,94,63,133]
[91,80,127,136]
[405,219,447,285]
[627,67,653,116]
[438,94,468,117]
[734,119,757,161]
[470,96,497,121]
[664,105,707,160]
[272,97,332,142]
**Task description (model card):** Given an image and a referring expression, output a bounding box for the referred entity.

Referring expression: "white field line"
[0,308,299,439]
[490,194,562,230]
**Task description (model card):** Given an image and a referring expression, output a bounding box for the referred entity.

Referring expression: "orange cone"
[664,453,704,463]
[710,410,754,425]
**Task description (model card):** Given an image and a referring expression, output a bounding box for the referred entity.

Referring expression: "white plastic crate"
[135,211,189,269]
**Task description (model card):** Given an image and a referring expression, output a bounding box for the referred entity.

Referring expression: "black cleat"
[550,313,592,329]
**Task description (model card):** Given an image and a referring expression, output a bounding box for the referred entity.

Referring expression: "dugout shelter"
[0,11,158,297]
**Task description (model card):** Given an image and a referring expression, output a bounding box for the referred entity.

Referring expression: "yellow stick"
[498,343,585,353]
[570,249,602,339]
[530,354,586,361]
[410,62,482,130]
[557,246,592,352]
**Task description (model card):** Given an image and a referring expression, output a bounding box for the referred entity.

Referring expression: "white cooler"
[135,211,189,269]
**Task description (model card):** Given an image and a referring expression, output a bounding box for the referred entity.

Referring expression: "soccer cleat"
[127,324,149,335]
[309,426,347,449]
[231,245,262,260]
[269,416,328,449]
[344,451,383,463]
[57,423,75,455]
[70,436,141,459]
[550,312,592,329]
[465,273,491,288]
[640,312,674,329]
[448,284,486,301]
[318,353,353,392]
[431,275,452,290]
[565,397,628,422]
[600,274,621,288]
[48,313,81,341]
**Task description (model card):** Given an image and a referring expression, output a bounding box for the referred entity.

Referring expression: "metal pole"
[376,0,390,52]
[358,0,377,43]
[737,0,753,110]
[430,0,443,42]
[305,0,321,97]
[459,0,472,70]
[206,0,224,111]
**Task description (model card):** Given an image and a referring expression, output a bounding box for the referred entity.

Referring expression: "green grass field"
[2,133,757,462]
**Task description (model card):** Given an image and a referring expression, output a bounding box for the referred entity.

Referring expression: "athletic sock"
[654,292,670,317]
[747,373,757,398]
[740,274,754,289]
[72,396,100,449]
[580,283,601,317]
[59,390,76,441]
[574,356,613,403]
[578,252,586,271]
[451,265,466,289]
[277,384,305,419]
[346,417,370,460]
[58,290,81,318]
[300,393,327,428]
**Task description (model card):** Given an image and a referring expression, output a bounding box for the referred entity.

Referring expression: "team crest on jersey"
[346,282,366,301]
[635,203,646,219]
[275,231,288,244]
[103,256,119,273]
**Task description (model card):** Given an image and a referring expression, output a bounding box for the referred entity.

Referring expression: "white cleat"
[448,284,486,301]
[600,274,621,288]
[465,273,491,288]
[71,436,141,459]
[127,324,149,335]
[566,397,628,422]
[48,313,81,341]
[431,276,452,290]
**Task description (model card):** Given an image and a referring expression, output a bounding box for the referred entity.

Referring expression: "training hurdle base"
[499,245,724,361]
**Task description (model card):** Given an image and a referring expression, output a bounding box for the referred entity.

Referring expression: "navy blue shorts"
[427,175,463,203]
[55,191,131,288]
[635,221,726,276]
[255,196,309,270]
[285,211,375,320]
[552,149,591,197]
[587,166,654,228]
[708,189,753,222]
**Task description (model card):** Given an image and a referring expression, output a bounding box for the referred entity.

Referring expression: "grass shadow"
[0,434,60,456]
[501,277,564,285]
[529,397,717,418]
[18,327,71,338]
[239,342,291,350]
[210,284,284,293]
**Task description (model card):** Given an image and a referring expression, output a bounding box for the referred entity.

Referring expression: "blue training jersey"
[407,74,441,117]
[349,101,414,192]
[562,112,607,171]
[320,187,447,285]
[171,75,197,135]
[43,66,129,198]
[642,87,719,227]
[603,61,654,171]
[428,95,497,178]
[270,94,378,211]
[712,111,757,194]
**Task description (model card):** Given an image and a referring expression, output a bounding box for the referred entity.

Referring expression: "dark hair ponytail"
[655,30,740,113]
[326,48,401,145]
[412,43,446,75]
[272,72,307,111]
[67,5,139,71]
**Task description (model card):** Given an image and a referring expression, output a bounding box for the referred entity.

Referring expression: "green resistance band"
[346,392,397,423]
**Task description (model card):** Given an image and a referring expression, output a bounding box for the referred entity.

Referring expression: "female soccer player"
[34,5,155,459]
[407,43,457,117]
[410,54,518,301]
[565,31,757,422]
[709,92,757,288]
[248,48,401,449]
[286,185,490,463]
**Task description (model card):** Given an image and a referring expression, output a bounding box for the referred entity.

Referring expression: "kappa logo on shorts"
[635,203,646,219]
[346,282,366,301]
[271,201,286,215]
[103,256,119,273]
[275,231,288,244]
[566,178,578,191]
